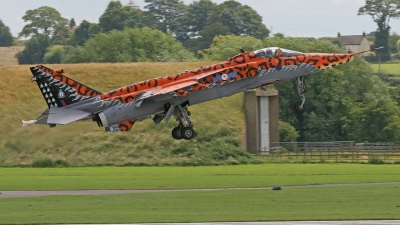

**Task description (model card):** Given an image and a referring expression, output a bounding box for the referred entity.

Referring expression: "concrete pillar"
[243,90,279,154]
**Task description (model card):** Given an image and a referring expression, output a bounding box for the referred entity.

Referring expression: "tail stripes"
[37,65,102,97]
[30,65,102,108]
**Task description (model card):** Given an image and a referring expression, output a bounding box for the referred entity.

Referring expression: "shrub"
[54,159,70,167]
[32,157,55,167]
[279,121,299,142]
[16,34,51,64]
[44,46,66,64]
[368,157,385,164]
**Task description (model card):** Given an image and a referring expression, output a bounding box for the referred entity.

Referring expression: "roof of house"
[125,0,139,8]
[338,35,365,45]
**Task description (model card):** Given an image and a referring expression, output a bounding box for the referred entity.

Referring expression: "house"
[337,32,371,56]
[125,0,140,9]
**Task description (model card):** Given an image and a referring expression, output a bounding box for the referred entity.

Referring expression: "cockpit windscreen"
[255,47,302,58]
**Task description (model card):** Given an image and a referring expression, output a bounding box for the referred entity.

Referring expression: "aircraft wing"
[151,79,199,96]
[134,63,257,105]
[133,70,225,105]
[133,79,199,107]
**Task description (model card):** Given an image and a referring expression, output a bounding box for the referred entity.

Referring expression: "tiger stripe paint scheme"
[96,50,360,104]
[27,46,380,137]
[37,65,102,98]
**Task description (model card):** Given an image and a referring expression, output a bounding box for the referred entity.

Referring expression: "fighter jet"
[24,46,381,140]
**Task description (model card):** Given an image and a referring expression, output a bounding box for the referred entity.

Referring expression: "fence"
[258,142,400,163]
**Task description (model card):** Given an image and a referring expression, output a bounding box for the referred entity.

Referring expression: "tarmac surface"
[1,182,399,198]
[65,221,400,225]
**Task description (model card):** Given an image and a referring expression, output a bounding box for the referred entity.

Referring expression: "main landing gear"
[294,76,307,113]
[171,104,195,140]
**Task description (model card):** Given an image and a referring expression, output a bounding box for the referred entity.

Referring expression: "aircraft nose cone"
[312,53,354,70]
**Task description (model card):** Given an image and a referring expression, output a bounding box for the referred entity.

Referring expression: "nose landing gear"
[295,76,307,113]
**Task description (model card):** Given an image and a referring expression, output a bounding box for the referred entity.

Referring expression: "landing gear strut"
[295,76,307,113]
[171,104,195,140]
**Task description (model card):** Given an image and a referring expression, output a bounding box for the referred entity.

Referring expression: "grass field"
[1,186,400,223]
[0,165,399,224]
[0,164,399,190]
[0,46,24,66]
[371,63,400,76]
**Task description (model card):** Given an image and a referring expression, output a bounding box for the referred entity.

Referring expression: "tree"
[389,32,400,53]
[19,6,68,44]
[358,0,400,61]
[184,22,231,53]
[206,0,269,39]
[69,18,76,29]
[344,99,400,142]
[16,34,51,64]
[397,39,400,52]
[174,0,216,41]
[279,121,299,142]
[0,19,13,46]
[186,0,215,33]
[144,0,187,33]
[198,35,263,60]
[62,27,195,63]
[69,20,100,46]
[44,46,66,64]
[99,0,144,32]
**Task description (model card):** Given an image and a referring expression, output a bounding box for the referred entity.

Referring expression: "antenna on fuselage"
[240,49,245,53]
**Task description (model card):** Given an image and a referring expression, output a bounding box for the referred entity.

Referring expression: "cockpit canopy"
[254,47,302,58]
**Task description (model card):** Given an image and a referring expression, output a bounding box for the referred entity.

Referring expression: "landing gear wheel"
[294,101,306,113]
[172,127,183,140]
[171,103,196,140]
[181,127,195,140]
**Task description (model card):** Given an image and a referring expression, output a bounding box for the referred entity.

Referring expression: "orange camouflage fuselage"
[98,48,356,104]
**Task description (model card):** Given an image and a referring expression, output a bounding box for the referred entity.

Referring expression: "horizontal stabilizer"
[47,107,91,125]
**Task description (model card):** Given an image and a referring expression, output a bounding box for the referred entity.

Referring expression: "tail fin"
[30,65,102,108]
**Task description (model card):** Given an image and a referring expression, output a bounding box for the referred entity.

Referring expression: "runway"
[66,221,400,225]
[1,182,399,198]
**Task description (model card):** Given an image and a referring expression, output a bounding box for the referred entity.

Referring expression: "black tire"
[172,127,183,140]
[181,127,195,140]
[294,101,306,113]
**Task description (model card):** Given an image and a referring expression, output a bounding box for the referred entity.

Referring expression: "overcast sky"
[2,0,400,38]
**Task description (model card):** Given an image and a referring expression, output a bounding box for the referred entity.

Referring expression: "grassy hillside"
[0,62,258,166]
[0,46,24,66]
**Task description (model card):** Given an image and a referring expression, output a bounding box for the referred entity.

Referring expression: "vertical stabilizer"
[30,65,102,108]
